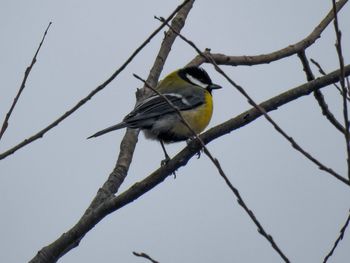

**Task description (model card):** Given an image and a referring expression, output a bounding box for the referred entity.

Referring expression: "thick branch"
[188,0,348,67]
[28,65,350,263]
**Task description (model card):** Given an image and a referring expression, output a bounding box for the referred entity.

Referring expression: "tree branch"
[311,58,348,99]
[0,22,52,141]
[298,51,345,133]
[187,0,348,67]
[332,0,350,180]
[323,210,350,262]
[133,251,160,263]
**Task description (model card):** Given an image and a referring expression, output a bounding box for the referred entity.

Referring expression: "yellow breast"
[171,91,213,137]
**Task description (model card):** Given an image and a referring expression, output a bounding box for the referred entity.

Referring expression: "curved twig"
[187,0,348,67]
[133,251,160,263]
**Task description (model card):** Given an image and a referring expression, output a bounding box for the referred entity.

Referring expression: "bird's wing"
[124,91,204,124]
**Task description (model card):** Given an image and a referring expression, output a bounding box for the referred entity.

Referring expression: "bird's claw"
[161,156,170,166]
[160,157,177,178]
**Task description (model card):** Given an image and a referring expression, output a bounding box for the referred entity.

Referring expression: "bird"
[88,66,221,161]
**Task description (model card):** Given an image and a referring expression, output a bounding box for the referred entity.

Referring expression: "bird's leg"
[160,140,171,165]
[160,140,176,178]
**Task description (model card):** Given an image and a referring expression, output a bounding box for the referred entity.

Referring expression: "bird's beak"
[208,83,222,92]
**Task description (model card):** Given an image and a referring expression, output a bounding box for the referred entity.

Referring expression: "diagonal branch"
[187,0,348,67]
[95,65,350,233]
[0,22,52,141]
[0,0,191,161]
[323,210,350,262]
[298,51,345,134]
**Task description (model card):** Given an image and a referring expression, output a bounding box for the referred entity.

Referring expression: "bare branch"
[314,90,346,133]
[298,51,345,133]
[28,1,195,262]
[323,210,350,262]
[187,0,348,67]
[332,0,350,180]
[0,0,191,161]
[310,58,347,97]
[133,251,160,263]
[0,22,52,141]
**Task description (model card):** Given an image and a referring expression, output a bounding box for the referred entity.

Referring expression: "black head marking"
[178,67,213,87]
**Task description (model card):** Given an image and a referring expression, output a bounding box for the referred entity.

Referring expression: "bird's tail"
[87,122,127,139]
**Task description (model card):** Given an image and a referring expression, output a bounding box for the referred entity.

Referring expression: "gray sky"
[1,1,350,262]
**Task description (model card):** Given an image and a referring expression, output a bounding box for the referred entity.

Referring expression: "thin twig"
[0,22,52,141]
[332,0,350,180]
[133,251,159,263]
[323,210,350,262]
[134,72,290,262]
[157,16,346,189]
[0,0,191,161]
[298,52,345,134]
[310,58,347,98]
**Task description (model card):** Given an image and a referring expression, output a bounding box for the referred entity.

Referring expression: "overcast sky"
[1,1,350,262]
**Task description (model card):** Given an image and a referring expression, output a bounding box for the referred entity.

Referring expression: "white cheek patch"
[186,74,208,89]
